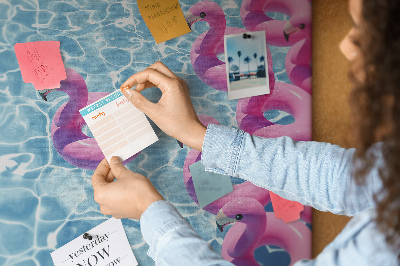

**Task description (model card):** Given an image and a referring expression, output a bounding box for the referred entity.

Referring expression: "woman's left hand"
[91,157,164,220]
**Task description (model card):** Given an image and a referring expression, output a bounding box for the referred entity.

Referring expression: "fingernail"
[110,156,122,165]
[123,89,133,100]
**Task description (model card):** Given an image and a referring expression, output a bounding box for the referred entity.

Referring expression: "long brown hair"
[350,0,400,252]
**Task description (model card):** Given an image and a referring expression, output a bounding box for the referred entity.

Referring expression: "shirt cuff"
[140,200,191,260]
[201,124,245,176]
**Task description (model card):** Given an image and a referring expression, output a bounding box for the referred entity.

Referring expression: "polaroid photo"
[224,30,270,100]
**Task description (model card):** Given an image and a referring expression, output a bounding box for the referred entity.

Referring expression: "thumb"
[109,156,129,178]
[122,89,155,116]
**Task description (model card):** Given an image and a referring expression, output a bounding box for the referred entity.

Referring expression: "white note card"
[51,218,138,266]
[79,90,158,162]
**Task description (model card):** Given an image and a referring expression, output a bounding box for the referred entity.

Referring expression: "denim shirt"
[140,124,399,265]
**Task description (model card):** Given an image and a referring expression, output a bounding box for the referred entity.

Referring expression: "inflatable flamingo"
[285,30,312,93]
[236,82,311,140]
[216,197,311,266]
[241,0,312,93]
[40,69,138,170]
[186,0,274,92]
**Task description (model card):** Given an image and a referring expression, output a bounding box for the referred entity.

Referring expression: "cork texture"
[312,0,353,257]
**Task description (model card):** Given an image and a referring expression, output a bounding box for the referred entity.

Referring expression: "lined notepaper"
[79,91,158,162]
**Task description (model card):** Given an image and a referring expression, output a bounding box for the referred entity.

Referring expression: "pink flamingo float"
[216,197,311,266]
[236,81,311,140]
[40,69,138,170]
[241,0,312,94]
[186,0,274,92]
[183,115,311,264]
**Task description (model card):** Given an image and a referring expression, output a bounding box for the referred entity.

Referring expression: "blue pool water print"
[0,0,312,265]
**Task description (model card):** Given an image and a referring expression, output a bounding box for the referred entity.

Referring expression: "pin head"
[83,233,92,240]
[243,33,252,39]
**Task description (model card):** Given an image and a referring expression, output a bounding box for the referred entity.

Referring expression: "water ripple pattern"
[0,0,307,265]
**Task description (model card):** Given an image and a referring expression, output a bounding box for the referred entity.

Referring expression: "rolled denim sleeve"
[201,124,383,216]
[140,200,234,265]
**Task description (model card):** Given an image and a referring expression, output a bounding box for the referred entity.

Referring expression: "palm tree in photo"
[253,53,258,73]
[244,56,251,78]
[231,64,239,72]
[237,51,242,79]
[227,56,233,73]
[227,56,233,83]
[260,55,266,76]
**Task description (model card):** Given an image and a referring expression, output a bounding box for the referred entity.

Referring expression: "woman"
[91,0,400,264]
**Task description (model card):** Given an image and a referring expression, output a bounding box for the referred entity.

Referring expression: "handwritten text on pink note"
[14,41,67,90]
[270,191,304,223]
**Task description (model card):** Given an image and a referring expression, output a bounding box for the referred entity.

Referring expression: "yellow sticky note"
[137,0,191,44]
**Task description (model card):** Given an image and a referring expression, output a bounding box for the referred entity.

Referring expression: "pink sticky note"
[14,41,67,90]
[270,192,304,223]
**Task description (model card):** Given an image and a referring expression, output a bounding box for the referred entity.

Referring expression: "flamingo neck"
[55,70,89,128]
[289,38,311,65]
[223,214,266,258]
[197,16,226,54]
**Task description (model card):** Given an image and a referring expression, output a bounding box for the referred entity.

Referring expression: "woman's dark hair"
[349,0,400,253]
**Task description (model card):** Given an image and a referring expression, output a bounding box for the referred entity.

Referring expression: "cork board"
[312,0,353,257]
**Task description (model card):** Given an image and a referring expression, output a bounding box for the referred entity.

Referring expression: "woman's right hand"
[120,61,206,151]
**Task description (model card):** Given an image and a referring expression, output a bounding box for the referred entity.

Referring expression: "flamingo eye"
[299,23,305,29]
[200,12,206,18]
[236,214,243,220]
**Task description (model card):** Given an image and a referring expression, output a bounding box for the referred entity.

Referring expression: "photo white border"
[224,30,270,100]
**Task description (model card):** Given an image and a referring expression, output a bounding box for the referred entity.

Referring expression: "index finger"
[120,68,174,93]
[92,158,111,189]
[148,61,178,80]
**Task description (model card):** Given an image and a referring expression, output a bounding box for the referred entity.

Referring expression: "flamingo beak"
[185,11,200,30]
[283,21,297,42]
[216,221,224,232]
[216,209,236,232]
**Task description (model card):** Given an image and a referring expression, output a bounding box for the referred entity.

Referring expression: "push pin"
[38,89,51,101]
[243,33,252,39]
[83,233,93,240]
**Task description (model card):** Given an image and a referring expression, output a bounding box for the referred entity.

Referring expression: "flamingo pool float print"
[39,68,139,170]
[216,197,311,266]
[186,0,275,92]
[236,81,311,140]
[183,115,311,264]
[241,0,312,93]
[187,0,311,94]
